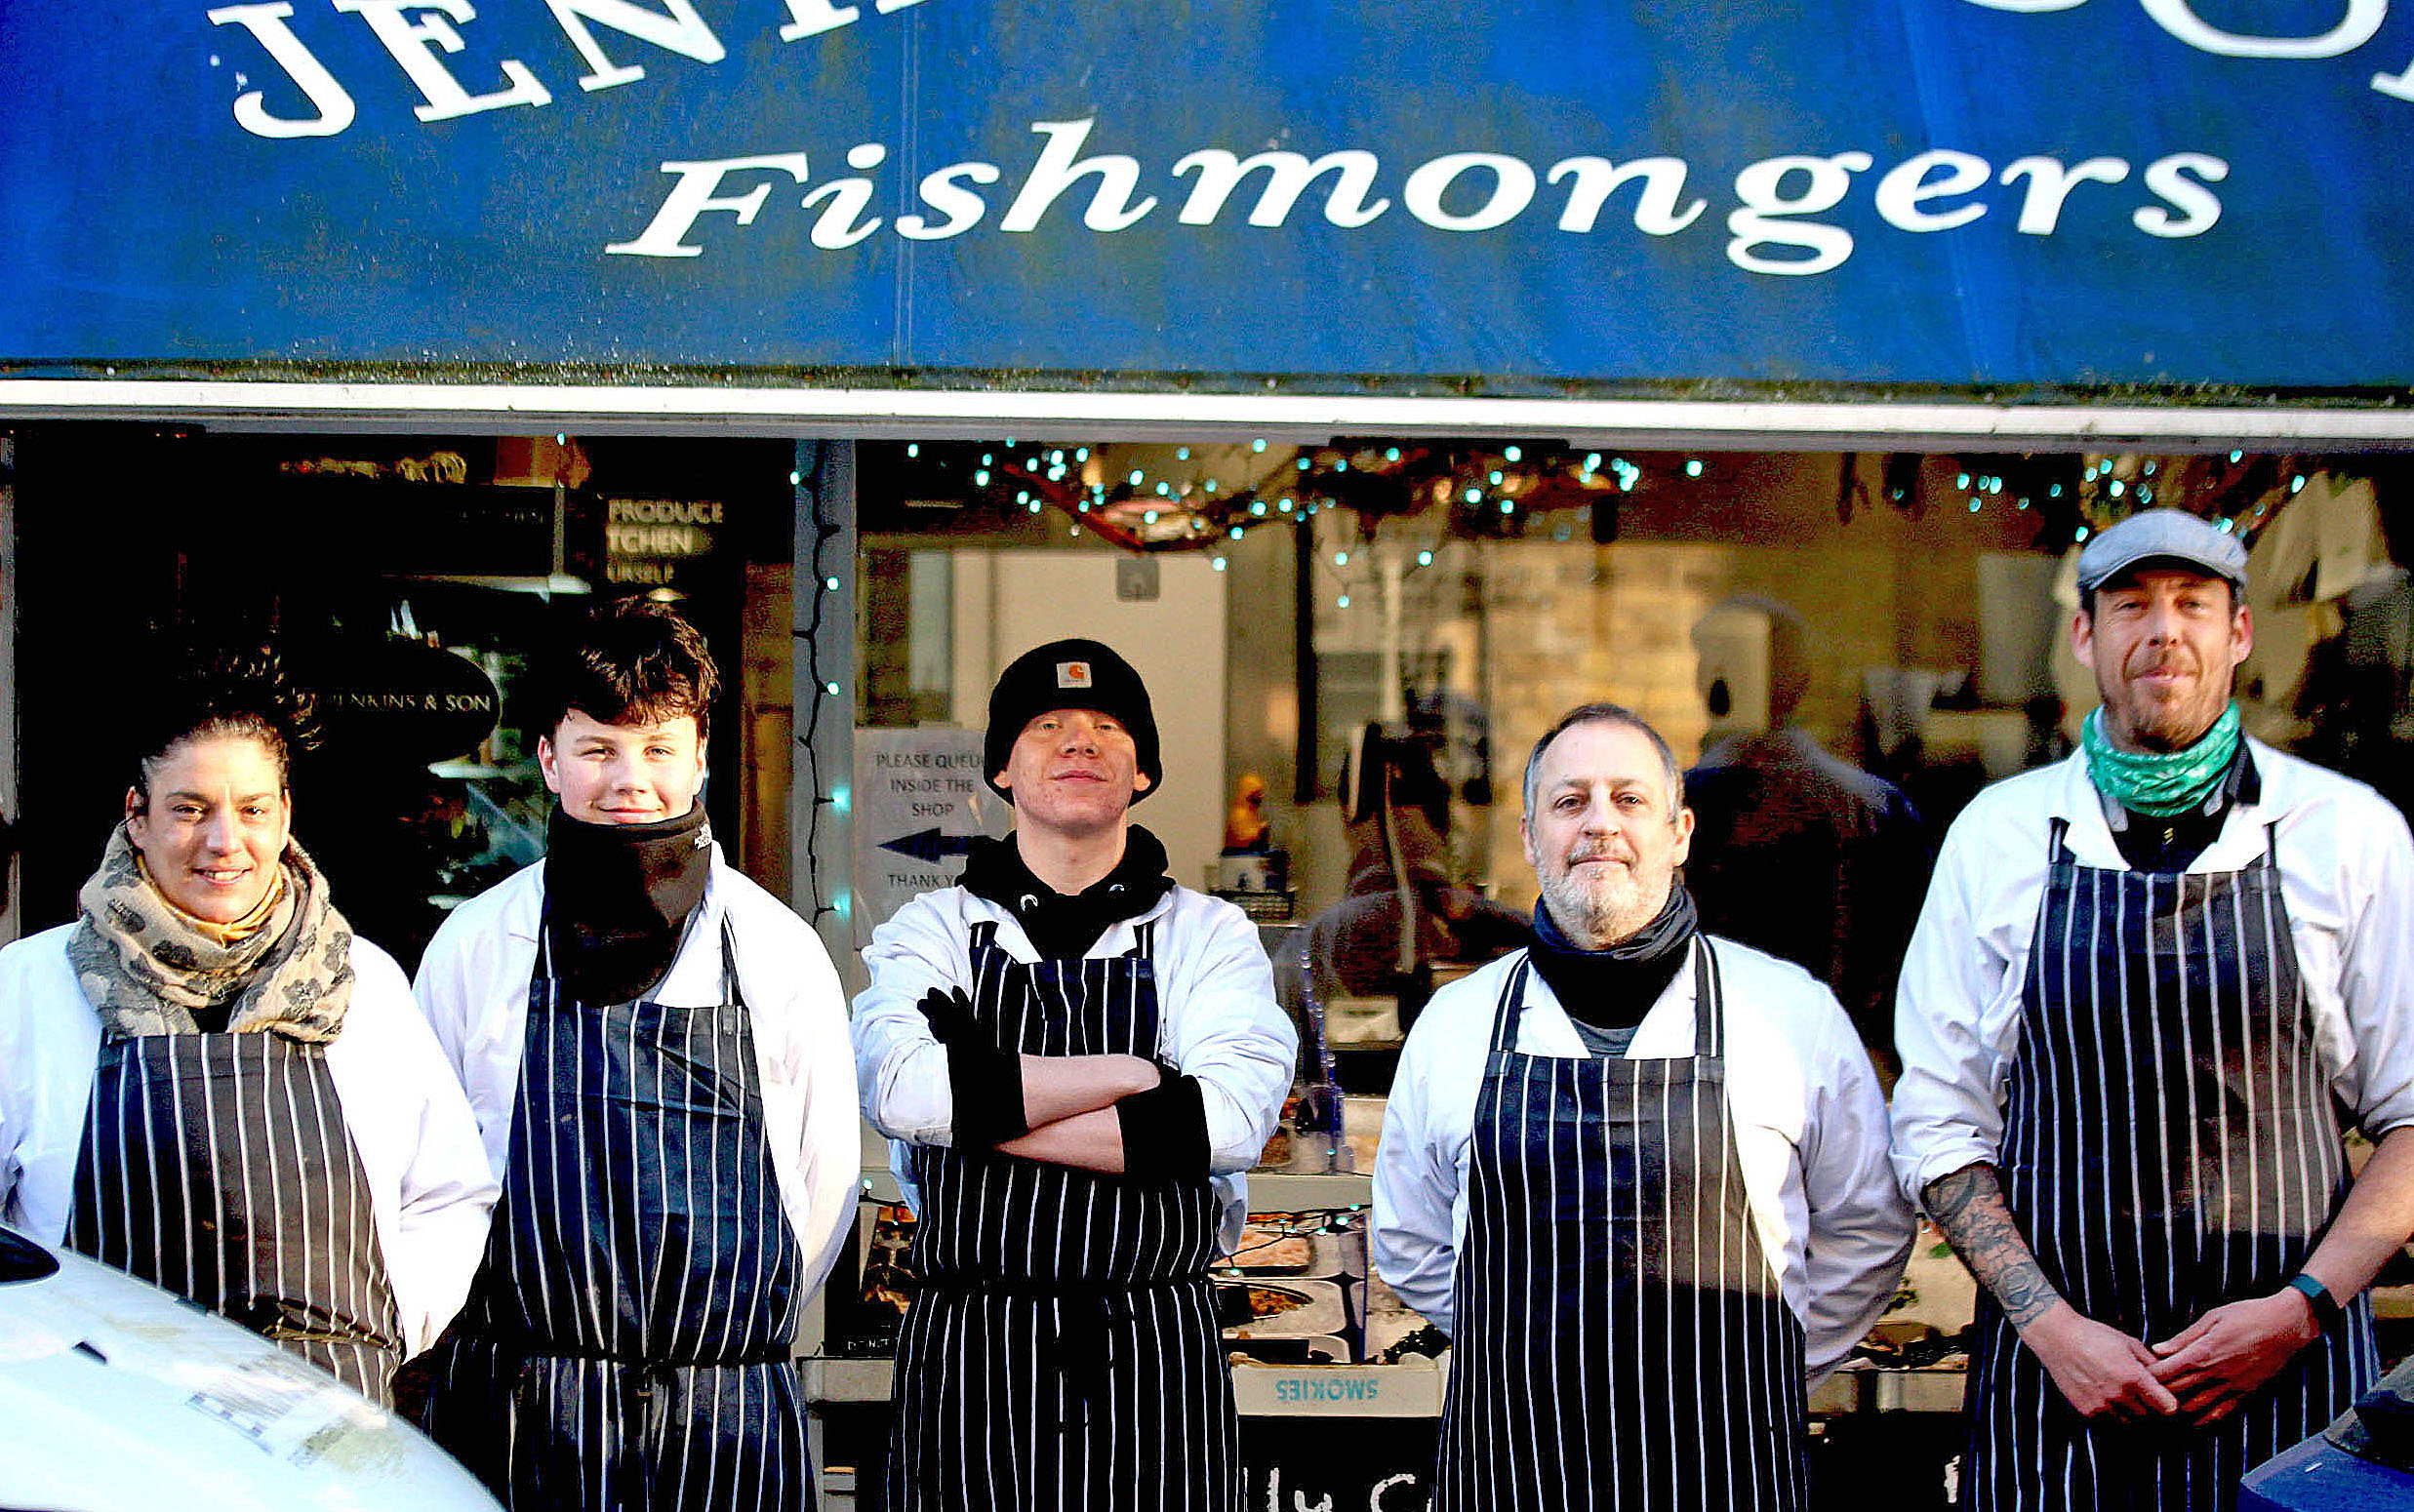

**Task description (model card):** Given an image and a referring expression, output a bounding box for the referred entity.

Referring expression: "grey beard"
[1539,869,1659,951]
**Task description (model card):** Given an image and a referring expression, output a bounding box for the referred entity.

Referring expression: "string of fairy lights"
[868,440,2343,620]
[792,440,2351,876]
[792,441,853,929]
[2067,449,2315,544]
[875,438,1742,605]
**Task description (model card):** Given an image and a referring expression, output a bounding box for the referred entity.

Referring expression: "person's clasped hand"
[2148,1293,2322,1425]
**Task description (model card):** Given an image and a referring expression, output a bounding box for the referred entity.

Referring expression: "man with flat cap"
[854,638,1296,1512]
[1894,508,2414,1509]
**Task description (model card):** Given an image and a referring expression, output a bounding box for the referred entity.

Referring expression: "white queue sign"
[852,728,1013,932]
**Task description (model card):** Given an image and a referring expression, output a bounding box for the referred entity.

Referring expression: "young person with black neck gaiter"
[410,599,859,1511]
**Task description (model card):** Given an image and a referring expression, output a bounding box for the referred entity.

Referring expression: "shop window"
[6,425,798,971]
[851,440,2414,1106]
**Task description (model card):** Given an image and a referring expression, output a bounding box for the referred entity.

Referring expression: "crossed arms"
[853,891,1295,1185]
[991,1050,1165,1174]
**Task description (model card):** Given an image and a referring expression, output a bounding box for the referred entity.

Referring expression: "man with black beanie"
[855,637,1296,1512]
[1373,701,1910,1511]
[408,598,860,1510]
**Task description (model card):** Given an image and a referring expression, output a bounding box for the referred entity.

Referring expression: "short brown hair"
[543,599,719,739]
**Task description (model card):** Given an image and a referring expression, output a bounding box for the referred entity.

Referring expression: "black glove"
[917,984,1029,1146]
[916,984,979,1046]
[1116,1070,1209,1184]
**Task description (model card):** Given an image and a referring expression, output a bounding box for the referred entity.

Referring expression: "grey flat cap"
[2076,508,2249,598]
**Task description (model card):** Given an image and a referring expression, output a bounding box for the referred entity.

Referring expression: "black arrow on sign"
[879,828,985,864]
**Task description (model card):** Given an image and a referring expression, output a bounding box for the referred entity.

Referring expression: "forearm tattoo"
[1924,1165,2064,1329]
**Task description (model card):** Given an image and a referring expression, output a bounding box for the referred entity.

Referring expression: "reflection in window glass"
[853,441,2414,1096]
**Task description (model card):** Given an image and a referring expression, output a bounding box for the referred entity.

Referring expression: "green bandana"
[2081,701,2241,818]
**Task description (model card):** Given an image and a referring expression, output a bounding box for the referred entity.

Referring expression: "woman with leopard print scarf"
[0,647,496,1406]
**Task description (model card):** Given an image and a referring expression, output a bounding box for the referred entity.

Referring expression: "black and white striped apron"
[885,918,1234,1512]
[1964,819,2377,1512]
[1434,940,1809,1512]
[418,918,812,1512]
[66,1031,404,1402]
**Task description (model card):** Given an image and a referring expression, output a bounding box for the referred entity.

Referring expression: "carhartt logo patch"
[1056,661,1093,689]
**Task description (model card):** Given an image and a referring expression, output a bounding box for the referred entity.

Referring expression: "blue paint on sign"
[3,1,2411,387]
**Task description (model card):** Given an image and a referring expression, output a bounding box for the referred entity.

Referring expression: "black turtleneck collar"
[543,802,713,1004]
[1526,881,1699,1035]
[959,826,1175,960]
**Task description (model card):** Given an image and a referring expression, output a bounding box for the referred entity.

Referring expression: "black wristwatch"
[2286,1272,2345,1330]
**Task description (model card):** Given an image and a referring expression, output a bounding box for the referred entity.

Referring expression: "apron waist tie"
[919,1271,1212,1426]
[460,1329,797,1371]
[915,1271,1209,1298]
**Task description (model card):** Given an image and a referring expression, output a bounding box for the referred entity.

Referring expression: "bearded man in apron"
[411,600,860,1510]
[0,645,497,1403]
[1894,508,2414,1511]
[1373,702,1912,1511]
[854,639,1297,1512]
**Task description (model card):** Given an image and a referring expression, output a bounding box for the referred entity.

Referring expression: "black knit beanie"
[983,639,1161,803]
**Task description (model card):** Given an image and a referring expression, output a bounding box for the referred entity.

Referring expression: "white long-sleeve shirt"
[1891,742,2414,1206]
[0,925,499,1355]
[1372,938,1912,1382]
[851,883,1297,1254]
[411,851,861,1299]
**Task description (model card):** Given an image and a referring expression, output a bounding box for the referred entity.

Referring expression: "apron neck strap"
[1491,938,1725,1058]
[1488,956,1531,1056]
[531,896,731,1006]
[969,914,1158,962]
[2048,813,2282,872]
[1690,935,1724,1060]
[716,914,744,1006]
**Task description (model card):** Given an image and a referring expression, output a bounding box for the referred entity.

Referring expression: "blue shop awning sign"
[5,0,2411,390]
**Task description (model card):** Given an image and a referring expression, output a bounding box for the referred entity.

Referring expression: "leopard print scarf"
[66,823,355,1042]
